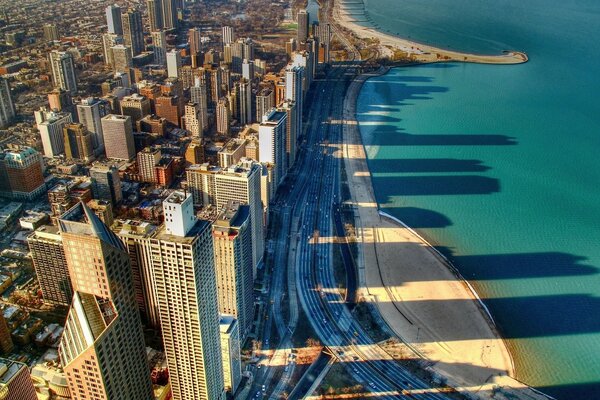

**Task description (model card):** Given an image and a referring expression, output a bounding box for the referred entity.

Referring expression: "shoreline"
[341,65,551,399]
[333,0,528,64]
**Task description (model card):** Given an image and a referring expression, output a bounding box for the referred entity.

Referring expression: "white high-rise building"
[213,202,253,336]
[152,191,224,400]
[259,109,287,188]
[102,33,122,67]
[186,159,264,272]
[241,59,254,80]
[37,111,72,157]
[105,4,123,35]
[49,51,78,95]
[183,102,202,138]
[222,26,235,46]
[190,78,209,133]
[166,49,181,78]
[285,65,304,150]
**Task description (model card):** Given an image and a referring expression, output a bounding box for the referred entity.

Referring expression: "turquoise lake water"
[354,0,600,398]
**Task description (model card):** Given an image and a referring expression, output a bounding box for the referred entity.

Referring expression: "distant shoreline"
[334,0,528,64]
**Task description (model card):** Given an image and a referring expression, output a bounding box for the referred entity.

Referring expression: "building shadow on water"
[373,175,500,196]
[367,158,491,173]
[380,207,453,228]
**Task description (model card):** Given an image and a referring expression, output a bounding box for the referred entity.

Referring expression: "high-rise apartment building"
[49,51,77,95]
[102,33,122,67]
[0,145,45,200]
[314,23,331,63]
[137,146,161,183]
[38,111,72,157]
[238,79,253,125]
[213,202,253,336]
[101,114,135,160]
[111,44,132,73]
[151,30,167,66]
[151,192,224,400]
[120,94,151,129]
[155,95,182,127]
[259,109,287,188]
[63,123,95,162]
[58,203,153,400]
[162,0,177,30]
[112,219,161,329]
[122,9,144,56]
[216,97,231,135]
[222,26,235,46]
[188,28,201,67]
[190,79,209,133]
[43,23,59,42]
[242,59,254,81]
[105,4,123,34]
[89,162,122,207]
[166,49,181,78]
[219,316,242,395]
[47,88,73,112]
[186,159,264,271]
[279,100,298,170]
[77,97,111,150]
[0,358,38,400]
[297,10,309,43]
[27,225,73,306]
[255,88,274,123]
[183,102,202,138]
[147,0,163,31]
[285,65,304,146]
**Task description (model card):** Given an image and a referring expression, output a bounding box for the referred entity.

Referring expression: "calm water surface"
[355,0,600,398]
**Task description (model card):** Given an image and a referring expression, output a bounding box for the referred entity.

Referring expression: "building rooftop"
[0,358,28,385]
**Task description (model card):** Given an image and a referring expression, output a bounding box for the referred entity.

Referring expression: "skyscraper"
[63,123,95,162]
[151,30,167,66]
[152,192,224,400]
[58,203,153,400]
[242,59,254,81]
[239,79,253,125]
[0,78,15,129]
[38,111,72,157]
[166,49,181,78]
[105,4,123,35]
[90,162,122,207]
[297,10,309,43]
[216,97,231,135]
[259,109,287,187]
[111,44,132,73]
[183,102,202,138]
[222,26,235,46]
[27,225,73,306]
[162,0,177,30]
[43,23,59,42]
[77,97,111,150]
[213,202,254,336]
[102,33,122,67]
[190,79,209,133]
[122,10,144,56]
[120,94,151,129]
[186,159,264,271]
[188,28,201,67]
[219,316,242,395]
[255,88,274,122]
[285,65,304,147]
[49,51,77,95]
[279,100,298,170]
[101,114,135,160]
[147,0,163,31]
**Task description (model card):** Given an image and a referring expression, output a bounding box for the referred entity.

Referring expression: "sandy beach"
[341,68,549,399]
[333,0,527,64]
